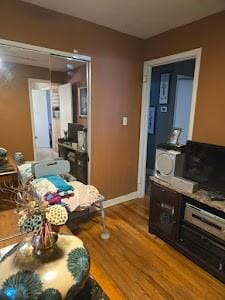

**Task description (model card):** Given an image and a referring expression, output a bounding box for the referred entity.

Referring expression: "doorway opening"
[138,49,202,198]
[29,79,59,161]
[28,54,90,184]
[147,59,195,177]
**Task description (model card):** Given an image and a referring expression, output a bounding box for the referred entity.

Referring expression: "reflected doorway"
[28,55,90,184]
[29,79,59,161]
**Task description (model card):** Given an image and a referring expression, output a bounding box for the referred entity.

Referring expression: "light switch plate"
[160,106,167,113]
[122,116,128,126]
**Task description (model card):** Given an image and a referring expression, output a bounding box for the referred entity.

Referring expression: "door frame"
[0,38,92,184]
[28,79,51,160]
[137,48,202,198]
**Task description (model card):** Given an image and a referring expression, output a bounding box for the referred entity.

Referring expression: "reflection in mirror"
[0,45,51,241]
[0,44,89,244]
[49,55,88,185]
[0,45,51,162]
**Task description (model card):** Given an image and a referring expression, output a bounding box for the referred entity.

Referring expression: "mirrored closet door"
[0,44,51,161]
[0,41,91,241]
[49,55,89,184]
[0,42,90,184]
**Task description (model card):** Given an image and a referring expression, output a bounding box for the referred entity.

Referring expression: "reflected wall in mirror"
[0,43,90,189]
[0,45,51,161]
[0,42,90,241]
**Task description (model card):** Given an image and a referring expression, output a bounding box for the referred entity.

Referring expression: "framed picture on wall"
[159,73,170,104]
[167,128,182,145]
[148,106,156,134]
[78,87,88,117]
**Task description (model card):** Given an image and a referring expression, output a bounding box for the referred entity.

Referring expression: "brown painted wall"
[0,63,50,158]
[0,61,66,159]
[144,10,225,146]
[0,0,143,199]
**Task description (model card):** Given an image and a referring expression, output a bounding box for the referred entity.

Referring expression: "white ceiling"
[22,0,225,39]
[0,45,85,71]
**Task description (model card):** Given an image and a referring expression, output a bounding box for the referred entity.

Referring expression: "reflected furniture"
[0,156,18,186]
[58,142,88,184]
[0,157,18,205]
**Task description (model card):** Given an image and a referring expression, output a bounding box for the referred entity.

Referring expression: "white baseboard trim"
[103,191,138,208]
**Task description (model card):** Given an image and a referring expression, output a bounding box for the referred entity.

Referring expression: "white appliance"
[171,176,199,193]
[155,148,185,183]
[184,203,225,241]
[77,130,87,152]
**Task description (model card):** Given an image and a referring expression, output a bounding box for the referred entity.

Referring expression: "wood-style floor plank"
[76,198,225,300]
[1,199,225,299]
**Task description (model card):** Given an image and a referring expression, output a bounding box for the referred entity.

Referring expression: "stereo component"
[155,148,185,183]
[184,203,225,241]
[171,176,199,193]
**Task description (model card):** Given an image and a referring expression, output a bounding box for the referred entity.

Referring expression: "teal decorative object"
[0,235,90,299]
[0,176,93,298]
[0,147,7,160]
[39,288,62,300]
[1,271,42,300]
[14,152,24,165]
[67,247,90,283]
[20,214,44,234]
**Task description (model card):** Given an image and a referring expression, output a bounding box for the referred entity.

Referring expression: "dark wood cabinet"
[179,223,225,274]
[0,157,18,207]
[58,142,88,184]
[149,179,225,283]
[149,182,182,243]
[179,222,225,283]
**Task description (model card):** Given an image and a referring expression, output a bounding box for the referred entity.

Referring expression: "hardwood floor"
[76,198,225,300]
[1,199,225,299]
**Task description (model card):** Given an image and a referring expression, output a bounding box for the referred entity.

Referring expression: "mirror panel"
[0,45,51,241]
[50,55,88,184]
[0,43,89,244]
[0,45,51,161]
[49,55,88,184]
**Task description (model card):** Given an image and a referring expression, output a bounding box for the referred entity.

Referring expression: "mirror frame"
[0,39,92,183]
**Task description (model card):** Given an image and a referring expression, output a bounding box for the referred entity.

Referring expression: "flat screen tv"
[184,141,225,193]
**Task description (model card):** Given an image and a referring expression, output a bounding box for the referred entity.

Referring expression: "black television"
[184,141,225,194]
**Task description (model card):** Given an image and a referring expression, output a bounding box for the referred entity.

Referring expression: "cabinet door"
[149,182,182,242]
[180,224,225,278]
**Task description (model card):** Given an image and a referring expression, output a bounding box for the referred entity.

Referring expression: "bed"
[18,159,110,239]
